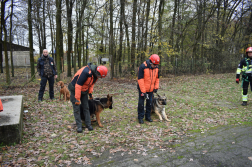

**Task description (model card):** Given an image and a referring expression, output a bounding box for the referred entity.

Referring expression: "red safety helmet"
[149,54,160,65]
[97,66,108,78]
[246,47,252,54]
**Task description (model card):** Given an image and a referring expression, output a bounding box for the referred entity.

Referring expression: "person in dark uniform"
[137,54,160,124]
[37,49,58,101]
[68,64,108,133]
[236,47,252,106]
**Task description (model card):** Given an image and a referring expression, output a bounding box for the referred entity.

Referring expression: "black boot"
[86,125,93,131]
[139,119,144,124]
[77,127,82,133]
[145,117,153,122]
[241,101,247,106]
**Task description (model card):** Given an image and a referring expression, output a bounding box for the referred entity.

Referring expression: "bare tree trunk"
[43,0,46,49]
[74,1,79,73]
[149,0,157,51]
[213,0,221,74]
[82,26,85,66]
[86,25,89,65]
[119,0,124,76]
[136,0,142,67]
[56,0,62,81]
[169,0,177,48]
[10,0,14,77]
[78,17,82,68]
[74,0,88,73]
[245,6,252,48]
[35,0,42,55]
[60,20,64,73]
[158,0,164,73]
[131,0,137,75]
[66,0,74,76]
[122,0,130,70]
[110,0,114,79]
[144,0,150,58]
[2,0,10,84]
[140,1,146,64]
[28,0,35,79]
[47,2,55,59]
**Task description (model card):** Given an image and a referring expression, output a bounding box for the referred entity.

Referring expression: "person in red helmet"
[137,54,160,124]
[236,47,252,106]
[68,63,108,133]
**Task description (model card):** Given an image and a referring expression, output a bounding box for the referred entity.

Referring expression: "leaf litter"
[0,71,251,166]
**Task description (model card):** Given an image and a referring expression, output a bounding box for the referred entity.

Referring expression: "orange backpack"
[0,99,3,112]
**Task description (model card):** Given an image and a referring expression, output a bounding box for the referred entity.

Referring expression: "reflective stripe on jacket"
[71,65,97,100]
[236,58,252,79]
[138,59,159,93]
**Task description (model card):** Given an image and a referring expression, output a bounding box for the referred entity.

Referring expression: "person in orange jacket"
[68,63,108,133]
[137,54,160,124]
[0,99,3,112]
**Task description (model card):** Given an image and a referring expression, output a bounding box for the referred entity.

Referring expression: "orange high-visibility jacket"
[137,60,159,93]
[70,65,98,101]
[0,99,3,112]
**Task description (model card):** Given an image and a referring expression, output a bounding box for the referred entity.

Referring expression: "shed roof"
[1,42,34,51]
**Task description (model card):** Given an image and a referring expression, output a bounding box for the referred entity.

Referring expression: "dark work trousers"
[68,83,91,129]
[242,75,252,95]
[137,90,153,120]
[38,76,55,100]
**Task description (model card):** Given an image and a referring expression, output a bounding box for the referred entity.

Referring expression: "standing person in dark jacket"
[37,49,58,101]
[68,63,108,133]
[236,47,252,106]
[137,54,160,124]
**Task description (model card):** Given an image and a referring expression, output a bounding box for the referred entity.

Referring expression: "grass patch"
[0,69,251,165]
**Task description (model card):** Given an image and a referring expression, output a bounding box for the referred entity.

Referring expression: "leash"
[155,92,161,98]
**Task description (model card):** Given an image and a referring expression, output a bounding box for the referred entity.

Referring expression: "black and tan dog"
[80,94,113,128]
[151,93,170,122]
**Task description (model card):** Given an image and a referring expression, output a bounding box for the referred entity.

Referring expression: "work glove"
[89,93,93,100]
[153,89,158,93]
[236,78,239,84]
[75,99,80,105]
[141,93,149,100]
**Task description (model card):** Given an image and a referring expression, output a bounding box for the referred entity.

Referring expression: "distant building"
[1,42,34,67]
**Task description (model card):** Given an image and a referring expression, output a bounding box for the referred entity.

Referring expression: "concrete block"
[0,95,23,145]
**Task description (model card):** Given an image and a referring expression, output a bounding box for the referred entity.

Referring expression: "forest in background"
[0,0,252,84]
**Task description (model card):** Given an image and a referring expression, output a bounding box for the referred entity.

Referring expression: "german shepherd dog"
[80,94,113,128]
[151,93,170,122]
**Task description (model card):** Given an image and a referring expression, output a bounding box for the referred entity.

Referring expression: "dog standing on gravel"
[151,93,170,122]
[57,81,70,101]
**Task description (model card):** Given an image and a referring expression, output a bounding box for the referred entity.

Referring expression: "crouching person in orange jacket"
[137,54,160,124]
[68,64,108,133]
